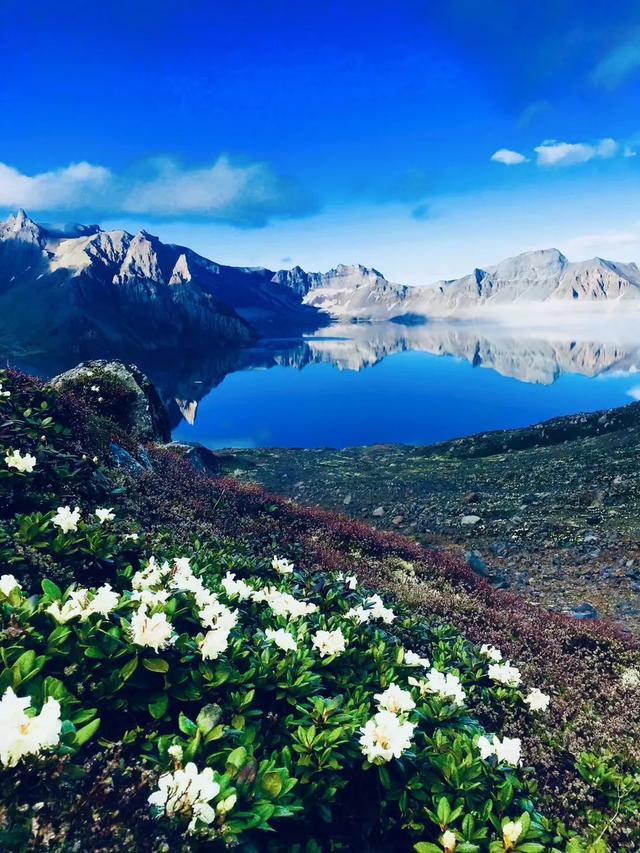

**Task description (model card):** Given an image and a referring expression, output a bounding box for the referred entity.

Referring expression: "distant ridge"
[2,210,640,361]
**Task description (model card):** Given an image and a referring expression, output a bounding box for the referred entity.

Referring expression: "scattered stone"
[372,506,385,517]
[569,602,599,620]
[461,514,481,526]
[343,494,352,505]
[466,551,491,577]
[391,515,404,526]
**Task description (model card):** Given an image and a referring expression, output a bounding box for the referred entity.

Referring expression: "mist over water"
[169,321,640,449]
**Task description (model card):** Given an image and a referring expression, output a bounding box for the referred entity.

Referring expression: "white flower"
[148,762,220,832]
[0,574,20,596]
[502,819,523,847]
[272,556,295,575]
[216,793,237,815]
[524,687,550,712]
[199,629,230,660]
[404,650,430,668]
[90,385,100,392]
[4,449,36,473]
[359,710,415,762]
[131,587,171,608]
[199,601,238,633]
[488,661,522,688]
[477,734,522,766]
[173,557,192,573]
[0,688,61,767]
[52,506,81,534]
[312,628,346,657]
[621,667,640,689]
[265,628,297,652]
[123,532,139,542]
[0,382,11,398]
[86,583,120,618]
[95,507,115,524]
[46,596,86,623]
[130,608,176,652]
[337,571,358,589]
[374,683,416,715]
[132,557,170,591]
[220,572,253,601]
[480,643,502,662]
[442,829,457,852]
[346,594,394,624]
[168,744,183,764]
[253,586,316,619]
[477,735,495,760]
[410,668,466,706]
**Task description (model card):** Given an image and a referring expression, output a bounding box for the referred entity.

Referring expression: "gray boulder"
[51,360,171,443]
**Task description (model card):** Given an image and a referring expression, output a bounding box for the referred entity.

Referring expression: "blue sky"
[2,0,640,282]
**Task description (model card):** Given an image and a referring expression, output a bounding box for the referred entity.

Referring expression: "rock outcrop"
[51,360,171,443]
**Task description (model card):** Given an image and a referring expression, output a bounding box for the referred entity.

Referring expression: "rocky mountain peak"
[0,209,45,246]
[169,253,193,285]
[113,231,164,285]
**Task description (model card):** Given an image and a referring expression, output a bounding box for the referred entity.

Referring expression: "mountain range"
[2,210,640,360]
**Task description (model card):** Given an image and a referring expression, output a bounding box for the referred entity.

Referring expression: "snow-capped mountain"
[0,210,324,358]
[3,210,640,364]
[272,248,640,320]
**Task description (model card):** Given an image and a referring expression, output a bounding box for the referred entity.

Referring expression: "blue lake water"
[170,322,640,449]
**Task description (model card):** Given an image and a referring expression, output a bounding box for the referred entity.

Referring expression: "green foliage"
[0,368,634,851]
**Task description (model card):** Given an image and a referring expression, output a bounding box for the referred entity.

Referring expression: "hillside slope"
[219,400,640,631]
[0,364,639,849]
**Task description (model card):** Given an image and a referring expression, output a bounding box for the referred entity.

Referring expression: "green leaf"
[414,844,443,853]
[120,656,138,681]
[197,703,222,734]
[41,579,62,599]
[226,746,247,770]
[148,694,169,720]
[85,646,107,659]
[261,772,283,798]
[437,796,451,825]
[178,712,197,736]
[143,658,169,673]
[74,718,101,747]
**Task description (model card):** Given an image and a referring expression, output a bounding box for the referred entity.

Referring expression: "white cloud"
[591,37,640,89]
[534,138,618,167]
[490,148,528,166]
[0,162,111,210]
[564,228,640,256]
[627,384,640,401]
[0,155,315,226]
[624,144,637,158]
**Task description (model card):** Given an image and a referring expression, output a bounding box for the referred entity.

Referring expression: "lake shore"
[216,400,640,633]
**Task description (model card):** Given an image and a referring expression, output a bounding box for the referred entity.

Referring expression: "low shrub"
[0,368,637,851]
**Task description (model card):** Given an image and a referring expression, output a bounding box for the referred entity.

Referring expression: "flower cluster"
[477,734,522,766]
[4,448,36,473]
[0,688,61,767]
[148,762,222,832]
[346,593,395,624]
[409,668,466,706]
[47,584,120,623]
[488,660,523,688]
[0,574,21,596]
[311,627,346,657]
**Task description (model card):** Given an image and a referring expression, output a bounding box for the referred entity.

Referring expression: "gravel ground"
[213,401,640,633]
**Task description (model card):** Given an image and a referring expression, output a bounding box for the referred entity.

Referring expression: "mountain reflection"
[8,320,640,429]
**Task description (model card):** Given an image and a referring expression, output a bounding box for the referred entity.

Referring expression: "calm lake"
[168,320,640,449]
[13,319,640,449]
